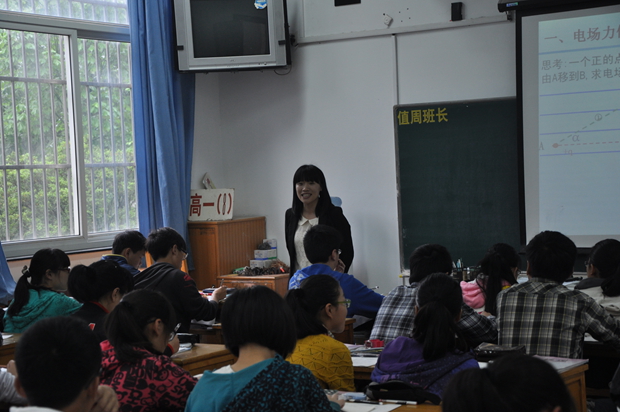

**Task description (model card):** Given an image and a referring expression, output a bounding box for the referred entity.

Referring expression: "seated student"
[68,261,134,341]
[461,243,519,315]
[185,285,344,412]
[370,244,497,346]
[12,316,119,412]
[442,353,576,412]
[100,289,196,412]
[4,248,81,333]
[497,230,620,358]
[288,224,383,319]
[134,227,226,332]
[371,273,478,399]
[101,230,147,276]
[575,239,620,318]
[285,275,355,391]
[0,361,26,406]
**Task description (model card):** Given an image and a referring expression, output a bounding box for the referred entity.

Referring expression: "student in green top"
[3,248,81,333]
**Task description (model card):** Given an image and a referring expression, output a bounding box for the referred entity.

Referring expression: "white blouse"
[293,216,319,271]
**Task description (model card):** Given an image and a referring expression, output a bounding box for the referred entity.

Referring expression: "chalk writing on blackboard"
[397,108,448,125]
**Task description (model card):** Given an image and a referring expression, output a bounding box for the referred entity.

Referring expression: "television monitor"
[173,0,291,72]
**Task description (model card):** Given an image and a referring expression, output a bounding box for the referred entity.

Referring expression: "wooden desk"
[171,344,236,376]
[0,334,20,365]
[217,273,290,297]
[353,362,589,412]
[191,318,356,345]
[562,363,588,412]
[390,405,440,411]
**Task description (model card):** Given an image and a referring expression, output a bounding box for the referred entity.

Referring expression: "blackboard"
[396,98,522,269]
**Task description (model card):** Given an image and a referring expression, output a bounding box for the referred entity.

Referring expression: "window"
[0,0,135,257]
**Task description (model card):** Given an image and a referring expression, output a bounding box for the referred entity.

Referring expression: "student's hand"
[211,286,227,302]
[480,311,492,317]
[336,259,346,273]
[91,385,119,412]
[327,393,345,408]
[168,336,180,354]
[6,360,17,376]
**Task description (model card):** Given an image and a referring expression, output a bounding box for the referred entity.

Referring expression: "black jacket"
[285,204,354,274]
[134,262,218,332]
[71,301,108,342]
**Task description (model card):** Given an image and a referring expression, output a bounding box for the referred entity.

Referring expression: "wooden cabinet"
[217,273,290,297]
[188,217,266,289]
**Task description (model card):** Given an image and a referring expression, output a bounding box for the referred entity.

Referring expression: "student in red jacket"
[100,289,196,412]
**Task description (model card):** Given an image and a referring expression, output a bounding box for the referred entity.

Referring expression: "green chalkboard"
[396,98,522,269]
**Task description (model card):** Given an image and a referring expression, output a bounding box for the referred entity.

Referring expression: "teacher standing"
[285,165,354,274]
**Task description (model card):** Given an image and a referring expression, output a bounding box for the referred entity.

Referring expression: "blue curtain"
[129,0,196,241]
[0,241,16,305]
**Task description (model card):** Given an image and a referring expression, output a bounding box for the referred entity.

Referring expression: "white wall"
[191,0,516,293]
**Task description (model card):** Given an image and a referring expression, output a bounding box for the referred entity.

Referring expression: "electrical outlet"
[383,14,393,27]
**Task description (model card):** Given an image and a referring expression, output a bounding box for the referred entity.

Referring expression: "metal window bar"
[94,41,107,232]
[0,0,128,23]
[34,32,52,238]
[0,28,75,241]
[1,23,134,242]
[20,31,36,238]
[60,36,73,237]
[104,41,120,230]
[80,39,135,233]
[0,70,8,241]
[8,32,25,239]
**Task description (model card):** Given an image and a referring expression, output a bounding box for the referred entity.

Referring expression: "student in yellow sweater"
[285,274,355,391]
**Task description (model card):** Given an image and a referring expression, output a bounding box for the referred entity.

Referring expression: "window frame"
[0,10,133,259]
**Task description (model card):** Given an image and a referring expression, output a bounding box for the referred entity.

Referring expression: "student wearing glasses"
[575,239,620,319]
[100,289,196,412]
[285,274,355,391]
[134,227,226,332]
[3,248,81,333]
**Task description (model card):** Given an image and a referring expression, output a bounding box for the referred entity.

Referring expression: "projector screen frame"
[515,0,620,251]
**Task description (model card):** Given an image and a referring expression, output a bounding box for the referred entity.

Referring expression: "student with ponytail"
[461,243,520,315]
[285,274,355,391]
[371,273,478,399]
[575,239,620,318]
[68,260,134,341]
[100,289,196,412]
[3,248,81,333]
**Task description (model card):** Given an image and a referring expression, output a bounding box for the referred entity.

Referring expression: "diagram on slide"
[538,12,620,157]
[535,10,620,237]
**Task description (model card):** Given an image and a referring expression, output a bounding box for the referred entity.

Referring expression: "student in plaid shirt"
[497,230,620,358]
[369,244,497,346]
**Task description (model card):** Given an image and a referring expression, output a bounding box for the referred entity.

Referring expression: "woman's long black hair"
[104,289,176,363]
[291,164,334,218]
[285,274,341,339]
[590,239,620,297]
[475,243,519,316]
[7,249,70,317]
[412,273,467,361]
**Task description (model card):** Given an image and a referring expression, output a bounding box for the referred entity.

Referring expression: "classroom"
[0,0,516,294]
[189,0,515,294]
[2,0,619,411]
